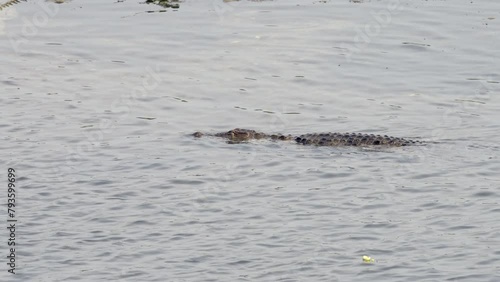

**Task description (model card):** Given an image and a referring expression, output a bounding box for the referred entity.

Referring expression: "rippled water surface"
[1,0,500,281]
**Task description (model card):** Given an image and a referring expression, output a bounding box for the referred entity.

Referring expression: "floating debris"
[362,255,375,263]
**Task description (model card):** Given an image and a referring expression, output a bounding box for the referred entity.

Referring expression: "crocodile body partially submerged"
[193,128,422,147]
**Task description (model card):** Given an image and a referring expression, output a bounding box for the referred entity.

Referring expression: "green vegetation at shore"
[144,0,181,9]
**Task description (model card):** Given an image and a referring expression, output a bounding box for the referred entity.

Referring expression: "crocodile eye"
[373,140,380,145]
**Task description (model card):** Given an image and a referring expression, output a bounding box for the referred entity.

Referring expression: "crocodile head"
[214,128,267,141]
[194,128,292,142]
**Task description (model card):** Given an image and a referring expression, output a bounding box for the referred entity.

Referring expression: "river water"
[1,0,499,281]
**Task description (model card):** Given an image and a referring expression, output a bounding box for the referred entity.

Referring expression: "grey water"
[1,0,500,281]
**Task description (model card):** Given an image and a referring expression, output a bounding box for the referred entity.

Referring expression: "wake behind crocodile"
[194,128,423,147]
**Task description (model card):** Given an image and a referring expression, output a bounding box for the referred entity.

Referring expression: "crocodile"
[193,128,422,147]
